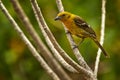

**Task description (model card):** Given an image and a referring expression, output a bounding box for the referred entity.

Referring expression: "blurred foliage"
[0,0,120,80]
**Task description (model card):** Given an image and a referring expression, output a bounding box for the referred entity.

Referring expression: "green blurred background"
[0,0,120,80]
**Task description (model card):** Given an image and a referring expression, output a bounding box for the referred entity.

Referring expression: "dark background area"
[0,0,120,80]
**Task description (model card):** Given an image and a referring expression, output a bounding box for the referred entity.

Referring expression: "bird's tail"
[92,39,110,58]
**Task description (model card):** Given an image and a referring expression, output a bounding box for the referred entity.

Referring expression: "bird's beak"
[54,16,61,21]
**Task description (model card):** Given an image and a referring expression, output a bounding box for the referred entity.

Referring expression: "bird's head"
[54,11,72,21]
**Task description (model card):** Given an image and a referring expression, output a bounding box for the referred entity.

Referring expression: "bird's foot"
[65,30,71,34]
[72,45,78,49]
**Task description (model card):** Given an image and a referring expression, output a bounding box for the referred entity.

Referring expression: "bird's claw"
[72,45,78,49]
[65,30,71,34]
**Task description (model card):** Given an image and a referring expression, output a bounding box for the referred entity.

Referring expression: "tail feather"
[92,39,109,58]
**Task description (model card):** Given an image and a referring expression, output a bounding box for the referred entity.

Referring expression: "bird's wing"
[73,16,96,38]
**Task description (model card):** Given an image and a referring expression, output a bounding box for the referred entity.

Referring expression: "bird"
[54,11,109,57]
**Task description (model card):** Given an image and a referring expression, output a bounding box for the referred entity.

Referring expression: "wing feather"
[73,16,96,38]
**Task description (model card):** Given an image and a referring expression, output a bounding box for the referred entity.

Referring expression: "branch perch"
[29,0,93,77]
[30,0,94,78]
[56,0,92,72]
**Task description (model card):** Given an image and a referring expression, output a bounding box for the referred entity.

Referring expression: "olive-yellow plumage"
[55,11,109,57]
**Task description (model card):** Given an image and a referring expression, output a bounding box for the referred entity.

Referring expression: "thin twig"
[56,0,92,73]
[30,0,78,73]
[10,0,71,80]
[94,0,107,77]
[0,1,60,80]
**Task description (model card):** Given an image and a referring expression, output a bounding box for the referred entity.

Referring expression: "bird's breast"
[63,20,89,38]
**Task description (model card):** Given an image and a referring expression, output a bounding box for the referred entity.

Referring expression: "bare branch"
[56,0,92,73]
[0,1,60,80]
[94,0,107,77]
[29,0,93,76]
[30,0,78,73]
[10,0,71,80]
[30,0,94,78]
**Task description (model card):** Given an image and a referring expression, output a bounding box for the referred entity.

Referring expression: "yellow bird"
[55,11,109,57]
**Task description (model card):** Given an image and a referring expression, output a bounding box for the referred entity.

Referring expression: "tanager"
[55,11,109,57]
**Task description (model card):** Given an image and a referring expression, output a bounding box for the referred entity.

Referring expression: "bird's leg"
[65,30,77,49]
[72,45,78,49]
[77,38,84,46]
[73,38,84,49]
[65,30,71,34]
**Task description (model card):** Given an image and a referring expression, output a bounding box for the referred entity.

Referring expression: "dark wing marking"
[73,16,96,38]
